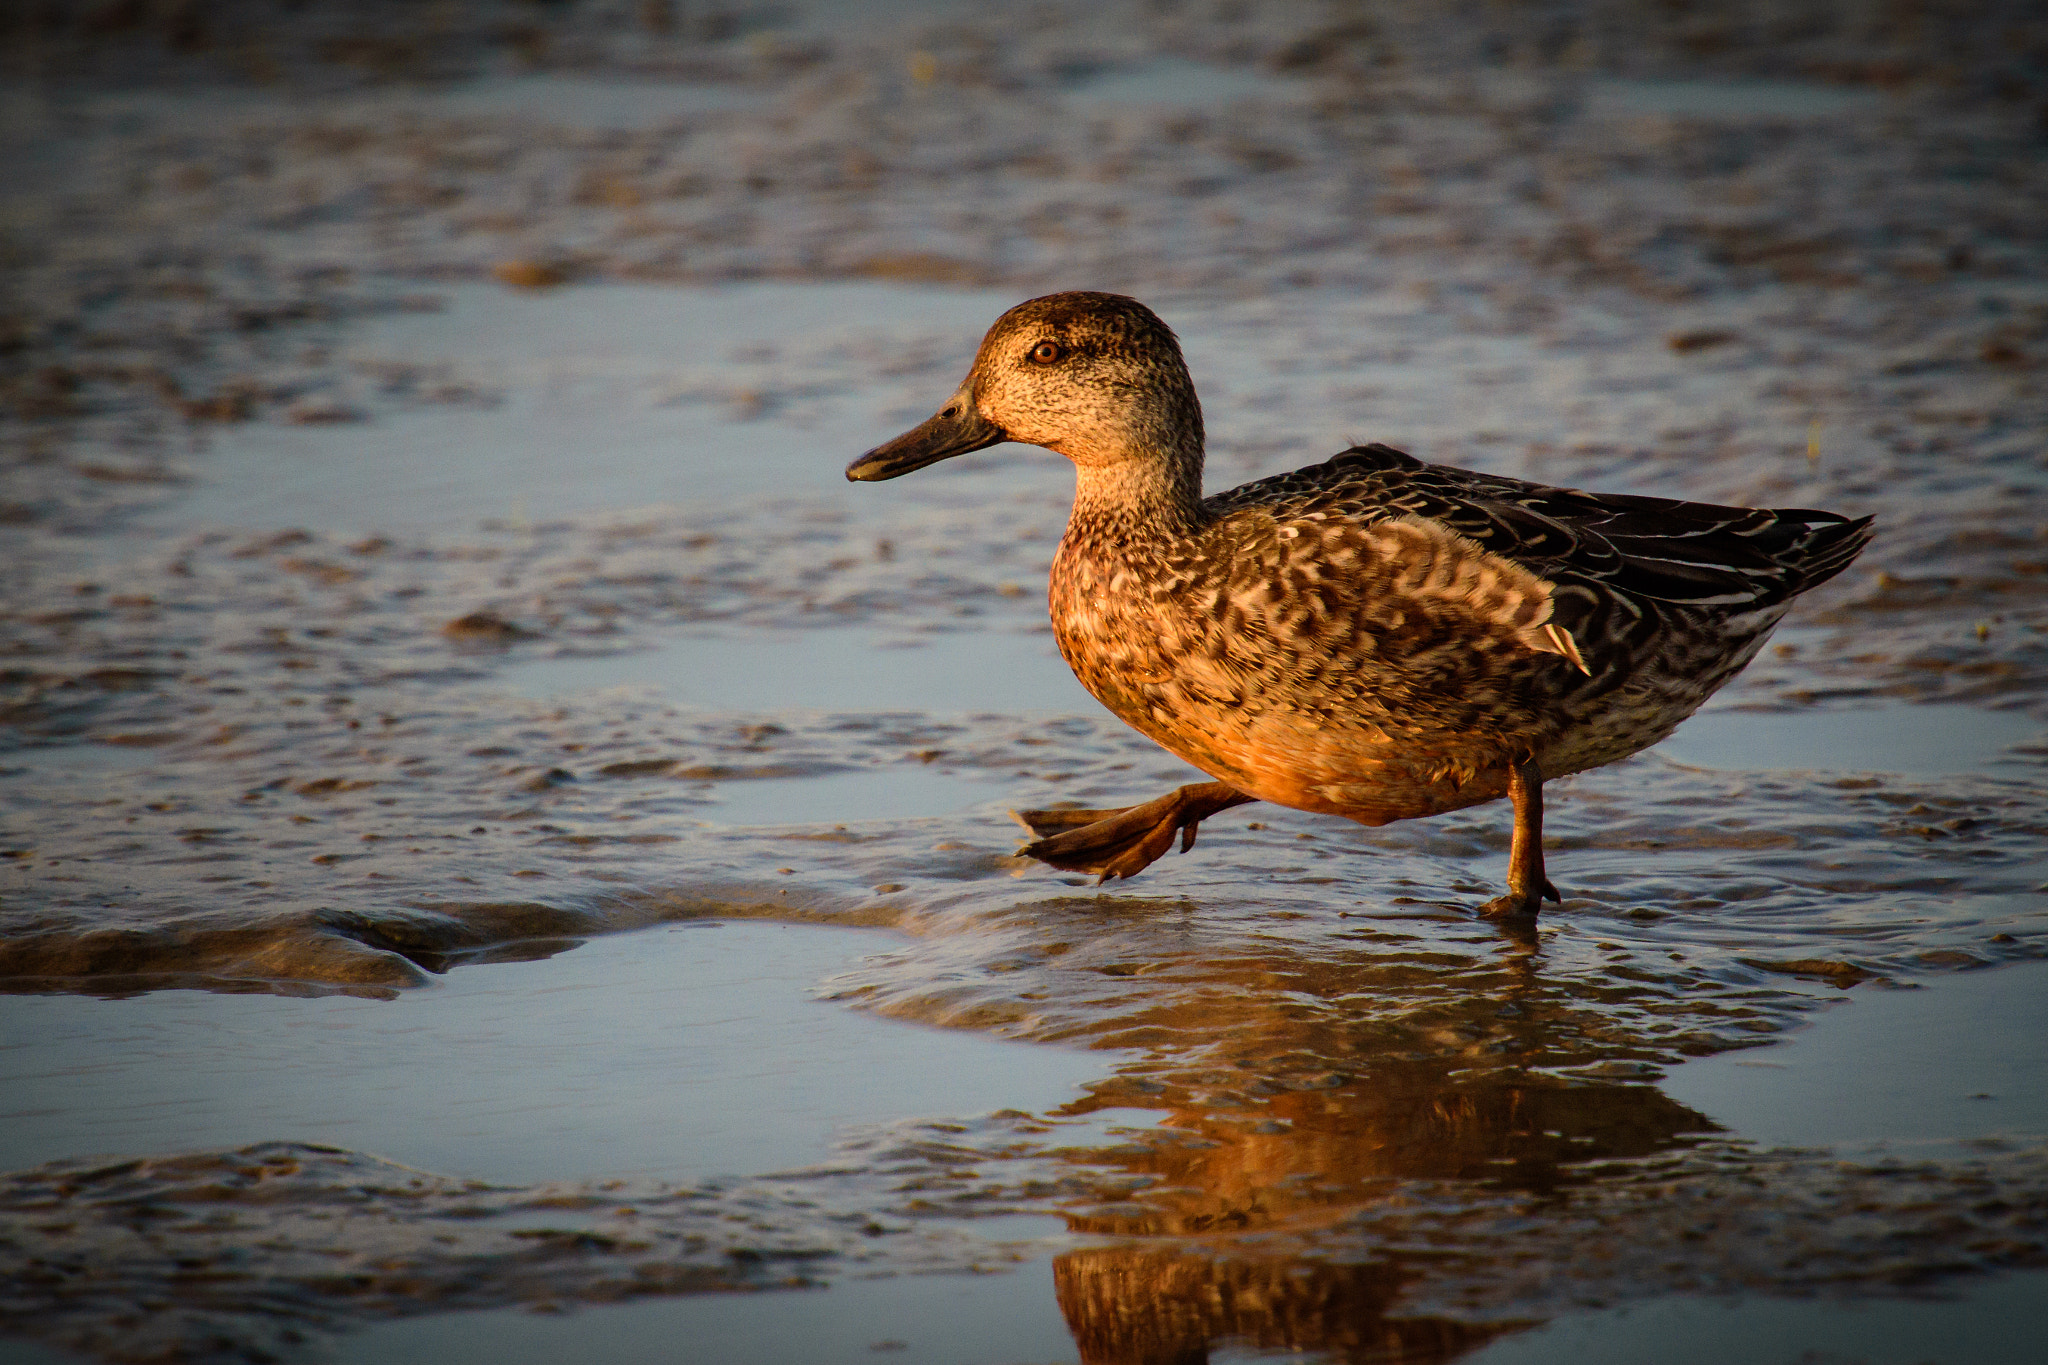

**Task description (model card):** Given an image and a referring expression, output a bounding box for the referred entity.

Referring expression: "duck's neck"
[1068,438,1206,545]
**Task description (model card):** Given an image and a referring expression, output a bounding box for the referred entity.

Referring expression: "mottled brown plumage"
[848,292,1874,916]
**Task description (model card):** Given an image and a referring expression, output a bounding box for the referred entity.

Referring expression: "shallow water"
[1469,1270,2048,1365]
[1663,960,2048,1157]
[6,254,2046,1356]
[1582,77,1888,121]
[329,1264,2048,1365]
[9,266,2048,1359]
[156,280,1029,533]
[341,1261,1083,1365]
[500,627,1086,714]
[5,3,2048,1361]
[1660,702,2044,775]
[384,75,767,129]
[0,922,1108,1184]
[1062,57,1306,109]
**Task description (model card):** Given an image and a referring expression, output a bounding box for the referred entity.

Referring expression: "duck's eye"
[1028,341,1063,365]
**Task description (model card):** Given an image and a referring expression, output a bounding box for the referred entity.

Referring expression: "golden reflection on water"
[1034,1017,1711,1361]
[1061,1070,1710,1240]
[1054,1246,1514,1365]
[814,910,2041,1363]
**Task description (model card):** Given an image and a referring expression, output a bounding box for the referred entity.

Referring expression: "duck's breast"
[1047,513,1564,820]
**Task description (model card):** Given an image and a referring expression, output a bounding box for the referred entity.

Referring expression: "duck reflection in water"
[1054,1247,1506,1365]
[1044,1056,1715,1364]
[849,293,1873,917]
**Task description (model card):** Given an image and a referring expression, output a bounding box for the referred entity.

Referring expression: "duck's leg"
[1479,757,1562,919]
[1014,782,1257,883]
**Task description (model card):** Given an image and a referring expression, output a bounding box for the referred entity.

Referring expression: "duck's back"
[1050,443,1873,823]
[1206,444,1872,617]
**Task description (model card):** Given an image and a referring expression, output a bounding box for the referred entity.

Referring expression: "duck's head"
[846,291,1203,483]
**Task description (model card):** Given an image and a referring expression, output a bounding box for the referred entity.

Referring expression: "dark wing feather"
[1208,442,1875,612]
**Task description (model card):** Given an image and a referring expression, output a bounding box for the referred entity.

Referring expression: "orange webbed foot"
[1013,782,1256,883]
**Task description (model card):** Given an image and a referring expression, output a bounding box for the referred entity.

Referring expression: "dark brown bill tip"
[846,401,1005,482]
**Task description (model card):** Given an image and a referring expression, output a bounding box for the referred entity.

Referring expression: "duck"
[846,292,1874,917]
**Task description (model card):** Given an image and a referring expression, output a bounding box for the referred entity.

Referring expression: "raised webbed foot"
[1013,782,1255,883]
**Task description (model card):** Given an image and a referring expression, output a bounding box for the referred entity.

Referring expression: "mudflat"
[2,2,2044,1362]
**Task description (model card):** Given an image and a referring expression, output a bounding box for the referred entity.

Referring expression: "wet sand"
[3,2,2047,1362]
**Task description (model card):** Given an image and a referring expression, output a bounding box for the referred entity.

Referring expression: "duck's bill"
[846,402,1005,482]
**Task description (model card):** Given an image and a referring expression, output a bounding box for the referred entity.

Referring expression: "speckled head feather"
[848,292,1204,502]
[967,291,1204,470]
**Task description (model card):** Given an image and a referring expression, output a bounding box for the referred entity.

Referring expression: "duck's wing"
[1211,443,1874,611]
[1203,443,1873,680]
